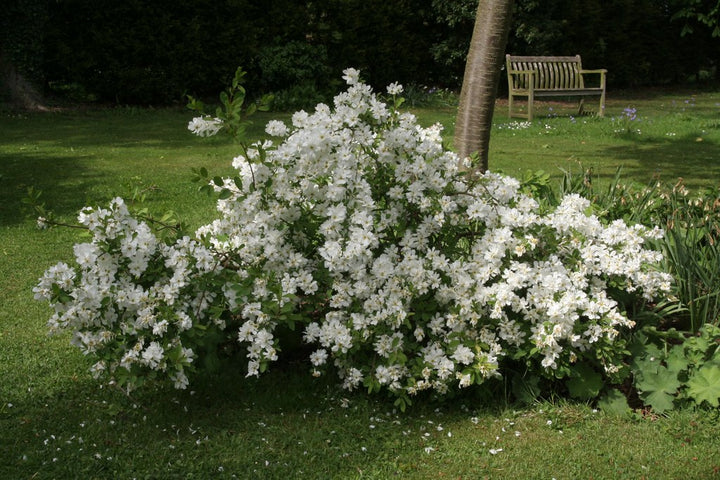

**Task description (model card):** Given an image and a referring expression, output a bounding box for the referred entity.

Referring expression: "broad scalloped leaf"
[642,389,676,413]
[512,373,542,405]
[686,363,720,408]
[630,342,664,374]
[666,345,690,375]
[684,335,712,365]
[567,363,603,400]
[597,388,630,416]
[635,365,681,413]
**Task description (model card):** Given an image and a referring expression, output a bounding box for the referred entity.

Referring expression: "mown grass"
[422,90,720,191]
[1,91,720,479]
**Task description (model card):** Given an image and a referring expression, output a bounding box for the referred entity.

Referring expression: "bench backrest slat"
[507,55,585,90]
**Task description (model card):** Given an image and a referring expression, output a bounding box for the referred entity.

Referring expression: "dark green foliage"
[40,0,440,105]
[305,0,438,89]
[2,0,716,105]
[629,325,720,412]
[0,0,48,91]
[257,41,331,91]
[256,41,333,110]
[269,83,331,112]
[43,0,263,104]
[427,0,478,85]
[508,0,718,88]
[672,0,720,37]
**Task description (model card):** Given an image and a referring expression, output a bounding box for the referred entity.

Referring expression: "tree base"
[0,56,48,111]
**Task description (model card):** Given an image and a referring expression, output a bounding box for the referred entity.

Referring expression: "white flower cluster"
[188,116,223,137]
[36,70,672,395]
[34,198,216,390]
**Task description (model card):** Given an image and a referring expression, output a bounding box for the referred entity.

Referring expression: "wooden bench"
[505,55,607,120]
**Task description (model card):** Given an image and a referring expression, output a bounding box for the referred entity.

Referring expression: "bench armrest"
[579,69,607,89]
[507,70,537,91]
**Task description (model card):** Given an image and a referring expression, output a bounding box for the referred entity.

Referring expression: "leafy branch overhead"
[187,67,273,144]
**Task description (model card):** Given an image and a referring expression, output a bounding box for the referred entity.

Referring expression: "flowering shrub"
[35,69,672,400]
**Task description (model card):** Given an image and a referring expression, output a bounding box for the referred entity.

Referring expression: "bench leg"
[527,92,534,121]
[599,92,605,117]
[508,94,514,118]
[578,98,585,116]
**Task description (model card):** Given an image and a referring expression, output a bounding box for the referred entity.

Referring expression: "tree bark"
[0,53,47,111]
[454,0,514,172]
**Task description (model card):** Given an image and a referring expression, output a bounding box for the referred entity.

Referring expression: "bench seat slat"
[514,88,604,96]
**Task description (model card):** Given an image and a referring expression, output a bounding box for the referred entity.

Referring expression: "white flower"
[152,319,169,336]
[265,120,288,137]
[187,116,223,137]
[141,342,164,369]
[171,370,189,389]
[386,82,403,95]
[342,68,361,85]
[310,349,328,366]
[451,345,475,365]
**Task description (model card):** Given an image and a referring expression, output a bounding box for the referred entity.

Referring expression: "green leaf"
[219,91,230,108]
[511,373,541,405]
[686,363,720,407]
[233,176,244,190]
[235,85,246,103]
[186,95,204,113]
[597,388,631,416]
[631,344,664,375]
[635,365,681,413]
[258,94,274,111]
[393,396,411,413]
[684,335,711,365]
[665,345,689,375]
[245,102,257,117]
[232,67,246,89]
[567,363,603,400]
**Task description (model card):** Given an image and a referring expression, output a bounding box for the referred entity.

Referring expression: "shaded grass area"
[3,362,720,479]
[2,92,720,478]
[0,108,248,228]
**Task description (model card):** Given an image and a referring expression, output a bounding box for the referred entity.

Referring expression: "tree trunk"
[454,0,514,172]
[0,52,47,111]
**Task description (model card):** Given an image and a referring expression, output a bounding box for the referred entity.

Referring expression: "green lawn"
[1,92,720,479]
[420,89,720,190]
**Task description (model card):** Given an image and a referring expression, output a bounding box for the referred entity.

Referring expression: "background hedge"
[2,0,718,105]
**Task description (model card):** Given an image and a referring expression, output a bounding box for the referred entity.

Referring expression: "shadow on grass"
[597,133,720,190]
[0,152,104,226]
[3,360,457,478]
[0,109,270,227]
